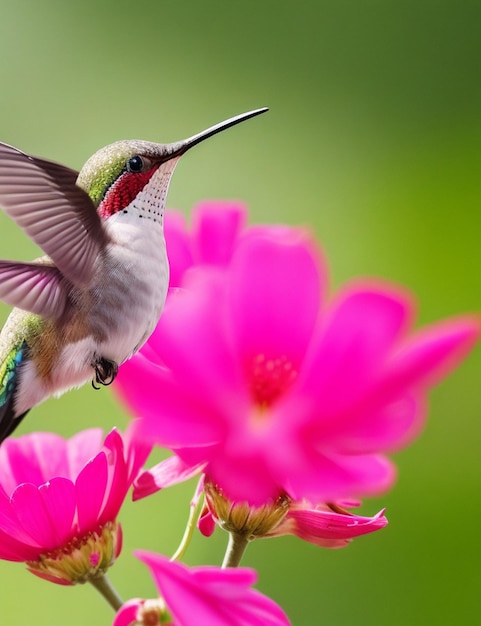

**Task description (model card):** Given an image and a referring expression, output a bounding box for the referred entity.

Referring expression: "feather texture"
[0,259,67,318]
[0,142,108,287]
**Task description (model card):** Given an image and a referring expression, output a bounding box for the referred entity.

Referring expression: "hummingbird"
[0,107,268,442]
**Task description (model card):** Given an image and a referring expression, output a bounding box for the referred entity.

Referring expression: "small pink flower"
[116,203,480,506]
[113,550,290,626]
[0,426,149,584]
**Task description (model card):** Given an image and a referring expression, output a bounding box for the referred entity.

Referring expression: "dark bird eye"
[127,155,145,173]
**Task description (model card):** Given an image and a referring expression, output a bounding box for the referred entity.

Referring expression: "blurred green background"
[0,1,479,624]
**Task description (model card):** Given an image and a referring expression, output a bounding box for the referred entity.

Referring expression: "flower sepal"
[204,480,290,540]
[26,520,122,585]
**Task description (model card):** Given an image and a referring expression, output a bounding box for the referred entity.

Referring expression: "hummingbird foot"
[92,357,119,390]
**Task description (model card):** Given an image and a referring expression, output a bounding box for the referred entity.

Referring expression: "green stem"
[89,572,124,612]
[222,532,250,568]
[171,491,205,562]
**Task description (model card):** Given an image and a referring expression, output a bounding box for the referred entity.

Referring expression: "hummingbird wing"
[0,259,67,318]
[0,142,109,288]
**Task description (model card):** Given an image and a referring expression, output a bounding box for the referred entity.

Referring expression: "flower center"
[249,354,298,408]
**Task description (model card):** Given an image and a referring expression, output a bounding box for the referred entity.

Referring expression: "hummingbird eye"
[126,155,146,173]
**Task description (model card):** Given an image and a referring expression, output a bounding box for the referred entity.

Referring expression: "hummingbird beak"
[164,107,269,158]
[136,108,268,222]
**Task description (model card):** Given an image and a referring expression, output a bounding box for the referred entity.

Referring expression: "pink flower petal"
[0,487,41,548]
[327,392,426,454]
[0,433,69,491]
[133,456,204,501]
[164,210,194,288]
[67,429,104,479]
[294,284,414,422]
[114,522,123,558]
[206,452,282,505]
[280,504,387,548]
[229,589,291,626]
[188,564,259,591]
[38,478,76,546]
[379,316,480,398]
[198,508,216,537]
[315,316,480,454]
[191,201,246,266]
[99,430,128,525]
[117,356,224,448]
[229,232,324,369]
[27,569,73,585]
[113,599,143,626]
[0,527,41,561]
[281,446,396,503]
[75,452,108,535]
[147,274,246,412]
[122,421,152,484]
[134,551,290,626]
[11,483,59,549]
[0,487,42,559]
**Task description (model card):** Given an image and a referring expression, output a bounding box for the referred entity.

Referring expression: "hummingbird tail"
[0,408,29,443]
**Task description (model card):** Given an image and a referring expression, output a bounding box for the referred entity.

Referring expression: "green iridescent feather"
[0,344,24,407]
[0,311,43,408]
[77,149,129,207]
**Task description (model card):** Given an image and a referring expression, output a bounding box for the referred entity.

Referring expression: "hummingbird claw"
[92,357,119,390]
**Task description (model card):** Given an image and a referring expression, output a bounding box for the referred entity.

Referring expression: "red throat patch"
[98,167,159,219]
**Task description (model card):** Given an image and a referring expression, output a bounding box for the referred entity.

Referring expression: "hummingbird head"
[77,140,175,219]
[76,108,268,221]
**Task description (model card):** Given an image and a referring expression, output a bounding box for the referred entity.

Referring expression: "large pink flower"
[0,427,149,584]
[113,550,290,626]
[115,203,479,505]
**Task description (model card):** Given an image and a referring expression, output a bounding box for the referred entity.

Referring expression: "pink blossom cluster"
[0,201,477,626]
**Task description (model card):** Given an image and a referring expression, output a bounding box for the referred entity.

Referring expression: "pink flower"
[115,203,479,506]
[0,427,149,584]
[113,550,290,626]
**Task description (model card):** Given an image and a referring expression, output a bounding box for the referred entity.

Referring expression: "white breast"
[98,205,169,364]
